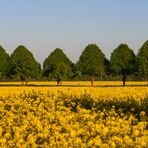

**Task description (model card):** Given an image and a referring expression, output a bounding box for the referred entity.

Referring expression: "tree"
[76,44,105,86]
[0,45,10,80]
[43,48,73,85]
[10,45,41,85]
[137,40,148,83]
[110,44,135,86]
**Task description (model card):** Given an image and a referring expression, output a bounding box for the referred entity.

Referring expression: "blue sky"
[0,0,148,64]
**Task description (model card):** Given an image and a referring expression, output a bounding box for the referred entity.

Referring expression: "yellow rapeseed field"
[0,81,147,147]
[0,81,147,86]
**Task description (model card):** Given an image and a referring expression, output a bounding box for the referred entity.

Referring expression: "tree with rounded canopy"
[43,48,73,85]
[137,40,148,83]
[10,45,41,85]
[0,45,10,79]
[76,44,105,86]
[110,44,135,86]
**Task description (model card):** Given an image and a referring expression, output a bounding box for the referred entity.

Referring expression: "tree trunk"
[57,76,61,86]
[90,76,95,87]
[26,80,28,86]
[123,79,125,86]
[57,80,60,86]
[122,74,127,86]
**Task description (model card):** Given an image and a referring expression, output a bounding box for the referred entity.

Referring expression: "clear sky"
[0,0,148,64]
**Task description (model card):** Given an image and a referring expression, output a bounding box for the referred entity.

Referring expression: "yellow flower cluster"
[0,85,147,147]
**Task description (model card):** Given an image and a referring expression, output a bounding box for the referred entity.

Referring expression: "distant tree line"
[0,40,148,86]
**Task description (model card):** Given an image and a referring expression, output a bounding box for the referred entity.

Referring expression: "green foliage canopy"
[77,44,105,77]
[137,40,148,80]
[10,45,41,80]
[0,45,10,79]
[43,48,73,82]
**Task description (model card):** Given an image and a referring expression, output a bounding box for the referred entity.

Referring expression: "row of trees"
[0,41,148,86]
